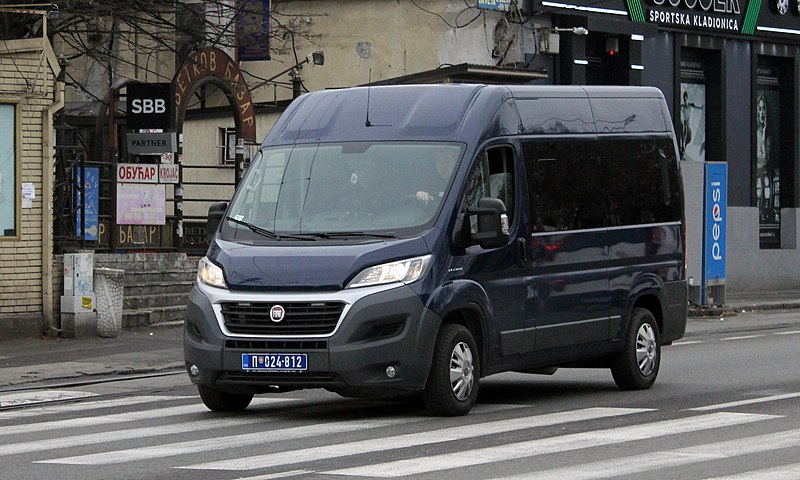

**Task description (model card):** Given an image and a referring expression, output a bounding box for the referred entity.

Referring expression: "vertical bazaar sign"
[237,0,270,61]
[173,47,256,142]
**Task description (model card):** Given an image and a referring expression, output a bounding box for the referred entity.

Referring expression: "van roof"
[262,84,673,146]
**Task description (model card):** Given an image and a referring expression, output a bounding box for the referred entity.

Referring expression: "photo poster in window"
[0,104,15,236]
[756,88,781,248]
[679,83,706,162]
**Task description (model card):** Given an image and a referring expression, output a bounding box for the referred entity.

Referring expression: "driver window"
[463,146,515,224]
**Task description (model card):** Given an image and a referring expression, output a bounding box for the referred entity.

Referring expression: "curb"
[689,301,800,318]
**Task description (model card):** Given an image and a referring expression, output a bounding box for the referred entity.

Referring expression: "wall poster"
[755,85,781,249]
[0,104,16,237]
[679,82,706,162]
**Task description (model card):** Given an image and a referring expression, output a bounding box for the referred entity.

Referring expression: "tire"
[423,324,480,416]
[611,307,661,391]
[197,384,253,412]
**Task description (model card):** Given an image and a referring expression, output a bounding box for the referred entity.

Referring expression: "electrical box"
[64,253,94,297]
[62,253,95,313]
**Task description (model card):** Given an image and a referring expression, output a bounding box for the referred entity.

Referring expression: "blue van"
[184,84,687,416]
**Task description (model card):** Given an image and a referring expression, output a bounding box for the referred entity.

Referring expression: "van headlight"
[347,255,433,289]
[198,257,227,288]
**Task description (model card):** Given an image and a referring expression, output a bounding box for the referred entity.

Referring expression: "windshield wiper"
[226,217,317,241]
[307,231,397,239]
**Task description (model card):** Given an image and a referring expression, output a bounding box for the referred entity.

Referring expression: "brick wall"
[0,38,59,339]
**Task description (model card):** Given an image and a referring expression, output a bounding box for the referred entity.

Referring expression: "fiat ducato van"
[184,84,688,416]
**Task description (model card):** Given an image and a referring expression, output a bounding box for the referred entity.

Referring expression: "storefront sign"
[117,224,162,248]
[117,163,158,183]
[116,183,166,225]
[158,164,180,184]
[126,82,175,131]
[173,47,256,142]
[535,0,800,36]
[127,132,177,154]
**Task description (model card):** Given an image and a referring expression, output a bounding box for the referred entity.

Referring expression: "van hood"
[209,237,431,291]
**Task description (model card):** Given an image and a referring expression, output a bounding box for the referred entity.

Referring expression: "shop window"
[585,33,629,86]
[754,57,795,249]
[0,103,17,238]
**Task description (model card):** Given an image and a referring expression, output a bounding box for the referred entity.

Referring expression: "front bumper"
[183,282,440,395]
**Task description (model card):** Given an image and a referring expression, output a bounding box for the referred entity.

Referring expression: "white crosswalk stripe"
[178,408,652,471]
[704,463,800,480]
[34,403,533,466]
[0,395,188,420]
[1,392,797,479]
[488,428,800,480]
[2,396,293,436]
[326,412,778,478]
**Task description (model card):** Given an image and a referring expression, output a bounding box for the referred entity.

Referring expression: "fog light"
[189,364,199,376]
[385,366,397,378]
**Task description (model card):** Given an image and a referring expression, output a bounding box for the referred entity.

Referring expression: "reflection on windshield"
[224,142,463,240]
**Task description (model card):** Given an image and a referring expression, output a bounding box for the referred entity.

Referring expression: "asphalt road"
[1,310,799,480]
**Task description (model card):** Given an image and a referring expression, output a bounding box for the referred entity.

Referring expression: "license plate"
[242,353,308,372]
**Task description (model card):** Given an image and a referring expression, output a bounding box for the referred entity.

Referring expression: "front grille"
[221,301,345,335]
[225,340,328,350]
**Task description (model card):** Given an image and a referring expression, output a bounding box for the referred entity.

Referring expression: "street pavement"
[1,290,799,391]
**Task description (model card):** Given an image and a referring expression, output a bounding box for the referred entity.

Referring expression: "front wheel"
[423,324,480,416]
[197,384,253,412]
[611,307,661,390]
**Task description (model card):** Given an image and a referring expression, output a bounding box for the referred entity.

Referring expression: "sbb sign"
[130,98,166,115]
[126,82,175,131]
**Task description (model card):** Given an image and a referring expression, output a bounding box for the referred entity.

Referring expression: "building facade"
[0,37,62,337]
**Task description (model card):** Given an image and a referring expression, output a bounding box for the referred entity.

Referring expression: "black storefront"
[535,0,799,250]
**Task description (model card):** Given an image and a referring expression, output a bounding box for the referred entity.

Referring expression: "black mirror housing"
[206,202,228,243]
[468,197,509,249]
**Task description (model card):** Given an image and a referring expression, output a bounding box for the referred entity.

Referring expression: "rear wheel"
[611,307,661,390]
[423,324,480,416]
[197,384,253,412]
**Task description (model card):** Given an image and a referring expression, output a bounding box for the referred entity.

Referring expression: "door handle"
[517,238,527,267]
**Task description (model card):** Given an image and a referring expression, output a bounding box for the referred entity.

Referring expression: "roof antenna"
[365,69,372,127]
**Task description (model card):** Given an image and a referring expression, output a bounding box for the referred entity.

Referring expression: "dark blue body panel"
[185,84,688,396]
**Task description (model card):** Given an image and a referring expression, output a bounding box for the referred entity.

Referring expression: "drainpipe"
[42,55,66,335]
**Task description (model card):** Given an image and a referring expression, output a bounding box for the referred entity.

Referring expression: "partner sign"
[703,162,727,287]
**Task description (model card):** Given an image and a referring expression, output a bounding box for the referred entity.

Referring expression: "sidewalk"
[1,290,799,391]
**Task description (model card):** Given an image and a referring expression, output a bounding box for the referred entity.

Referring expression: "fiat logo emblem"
[270,305,286,323]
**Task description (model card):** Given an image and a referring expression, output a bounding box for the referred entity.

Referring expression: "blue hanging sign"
[478,0,514,11]
[237,0,271,62]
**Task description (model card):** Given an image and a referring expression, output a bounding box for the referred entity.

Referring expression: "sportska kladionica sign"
[535,0,800,36]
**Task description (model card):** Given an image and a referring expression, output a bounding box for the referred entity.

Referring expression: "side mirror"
[206,202,228,243]
[468,197,509,249]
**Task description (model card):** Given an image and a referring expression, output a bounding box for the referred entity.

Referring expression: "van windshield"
[222,142,464,241]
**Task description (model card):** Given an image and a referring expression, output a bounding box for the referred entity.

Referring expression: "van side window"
[463,146,515,223]
[602,139,682,226]
[525,141,605,232]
